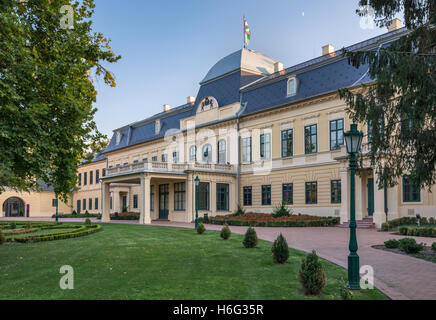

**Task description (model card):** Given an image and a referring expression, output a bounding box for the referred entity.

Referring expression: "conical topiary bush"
[271,233,289,264]
[243,227,258,248]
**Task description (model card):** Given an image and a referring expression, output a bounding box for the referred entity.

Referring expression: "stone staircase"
[337,217,375,229]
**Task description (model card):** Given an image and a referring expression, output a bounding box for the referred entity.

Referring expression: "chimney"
[187,96,195,105]
[322,44,335,57]
[274,62,284,73]
[388,18,402,32]
[163,104,171,112]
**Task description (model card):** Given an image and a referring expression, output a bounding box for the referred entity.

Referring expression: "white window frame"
[241,137,252,163]
[287,76,298,96]
[189,145,197,162]
[202,144,212,163]
[218,139,227,164]
[260,133,271,160]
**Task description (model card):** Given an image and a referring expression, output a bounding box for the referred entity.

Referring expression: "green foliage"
[432,243,436,251]
[220,224,231,240]
[339,281,353,300]
[208,216,340,227]
[196,222,205,234]
[398,238,424,254]
[25,222,31,230]
[384,239,399,248]
[272,201,292,218]
[13,225,102,243]
[298,250,326,295]
[0,0,120,200]
[243,227,258,248]
[339,0,436,190]
[121,206,128,213]
[232,205,245,217]
[9,222,16,230]
[271,233,289,264]
[0,231,5,245]
[84,218,92,226]
[399,226,436,237]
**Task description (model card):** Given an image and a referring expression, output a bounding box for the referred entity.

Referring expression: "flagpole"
[243,15,245,49]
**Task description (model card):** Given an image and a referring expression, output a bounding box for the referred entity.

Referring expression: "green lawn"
[0,223,387,300]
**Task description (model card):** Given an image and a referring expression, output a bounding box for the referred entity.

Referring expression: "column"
[355,174,364,221]
[186,175,193,223]
[113,190,120,213]
[101,182,111,222]
[340,166,349,223]
[140,175,151,225]
[373,171,386,229]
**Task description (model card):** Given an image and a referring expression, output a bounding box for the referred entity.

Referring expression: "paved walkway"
[2,217,435,300]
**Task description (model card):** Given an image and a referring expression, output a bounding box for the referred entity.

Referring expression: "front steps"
[338,217,375,229]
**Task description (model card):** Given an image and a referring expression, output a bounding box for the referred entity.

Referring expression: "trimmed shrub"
[0,231,5,245]
[432,242,436,251]
[220,224,231,240]
[25,222,32,229]
[398,238,424,254]
[232,205,245,217]
[84,218,92,226]
[398,226,436,237]
[384,239,399,249]
[196,222,205,234]
[339,281,353,300]
[298,250,326,295]
[208,216,340,228]
[243,227,258,248]
[272,201,292,218]
[13,225,102,243]
[10,222,16,230]
[271,233,289,264]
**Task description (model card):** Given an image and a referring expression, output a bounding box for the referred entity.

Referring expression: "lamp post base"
[347,253,361,290]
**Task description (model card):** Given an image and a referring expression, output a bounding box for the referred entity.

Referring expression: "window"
[403,176,421,202]
[172,151,179,164]
[78,173,82,186]
[305,182,318,204]
[89,198,92,210]
[216,183,229,211]
[260,133,271,160]
[102,168,106,177]
[305,124,318,154]
[152,156,158,162]
[95,198,98,210]
[143,158,148,163]
[330,119,344,151]
[96,170,100,183]
[202,144,212,163]
[287,77,297,96]
[52,199,58,207]
[89,171,93,185]
[174,182,186,211]
[218,139,226,164]
[84,172,88,185]
[281,129,293,158]
[198,182,210,211]
[243,186,252,206]
[82,199,86,211]
[367,121,373,142]
[262,185,271,206]
[331,180,341,204]
[133,195,138,209]
[282,183,293,205]
[189,145,197,162]
[161,154,168,163]
[368,118,384,142]
[150,185,155,211]
[77,200,81,213]
[241,137,252,163]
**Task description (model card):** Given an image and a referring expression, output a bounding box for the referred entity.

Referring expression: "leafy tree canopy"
[340,0,436,189]
[0,0,120,201]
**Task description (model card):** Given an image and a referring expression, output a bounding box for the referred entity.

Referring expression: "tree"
[339,0,436,190]
[0,0,120,201]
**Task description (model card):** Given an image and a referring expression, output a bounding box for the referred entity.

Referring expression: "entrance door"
[122,195,127,212]
[159,184,169,219]
[3,198,25,217]
[367,178,374,217]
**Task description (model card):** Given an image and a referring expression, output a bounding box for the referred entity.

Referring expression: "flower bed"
[205,213,340,227]
[110,212,139,220]
[381,217,436,231]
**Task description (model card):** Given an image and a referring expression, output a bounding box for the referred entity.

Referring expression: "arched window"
[202,144,212,163]
[2,197,25,217]
[287,77,297,96]
[218,139,226,164]
[189,145,197,162]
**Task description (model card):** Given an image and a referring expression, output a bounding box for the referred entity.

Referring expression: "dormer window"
[116,131,122,145]
[287,76,298,96]
[155,119,161,134]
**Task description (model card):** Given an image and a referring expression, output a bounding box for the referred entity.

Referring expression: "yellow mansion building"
[2,22,435,228]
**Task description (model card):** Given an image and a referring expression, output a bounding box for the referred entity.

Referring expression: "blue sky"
[92,0,391,137]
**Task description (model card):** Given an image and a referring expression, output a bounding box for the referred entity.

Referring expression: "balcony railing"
[104,161,235,177]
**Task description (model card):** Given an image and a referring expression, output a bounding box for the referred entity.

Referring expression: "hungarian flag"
[244,17,251,47]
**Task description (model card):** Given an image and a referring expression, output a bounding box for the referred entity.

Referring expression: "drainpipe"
[384,181,388,222]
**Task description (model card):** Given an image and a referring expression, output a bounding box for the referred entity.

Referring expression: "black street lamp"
[195,176,200,229]
[344,123,363,290]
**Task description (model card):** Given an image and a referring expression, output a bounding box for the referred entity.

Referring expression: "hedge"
[51,213,102,219]
[204,216,340,227]
[381,217,436,231]
[2,228,38,236]
[398,226,436,238]
[13,225,102,243]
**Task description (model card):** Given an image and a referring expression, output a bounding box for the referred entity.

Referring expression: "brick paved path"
[2,217,435,300]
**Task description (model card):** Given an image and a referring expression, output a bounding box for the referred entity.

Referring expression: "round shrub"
[84,218,92,226]
[196,222,205,234]
[9,222,16,230]
[384,239,399,249]
[398,238,424,254]
[0,231,5,245]
[220,224,231,240]
[243,227,258,248]
[271,233,289,264]
[298,250,326,295]
[432,242,436,251]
